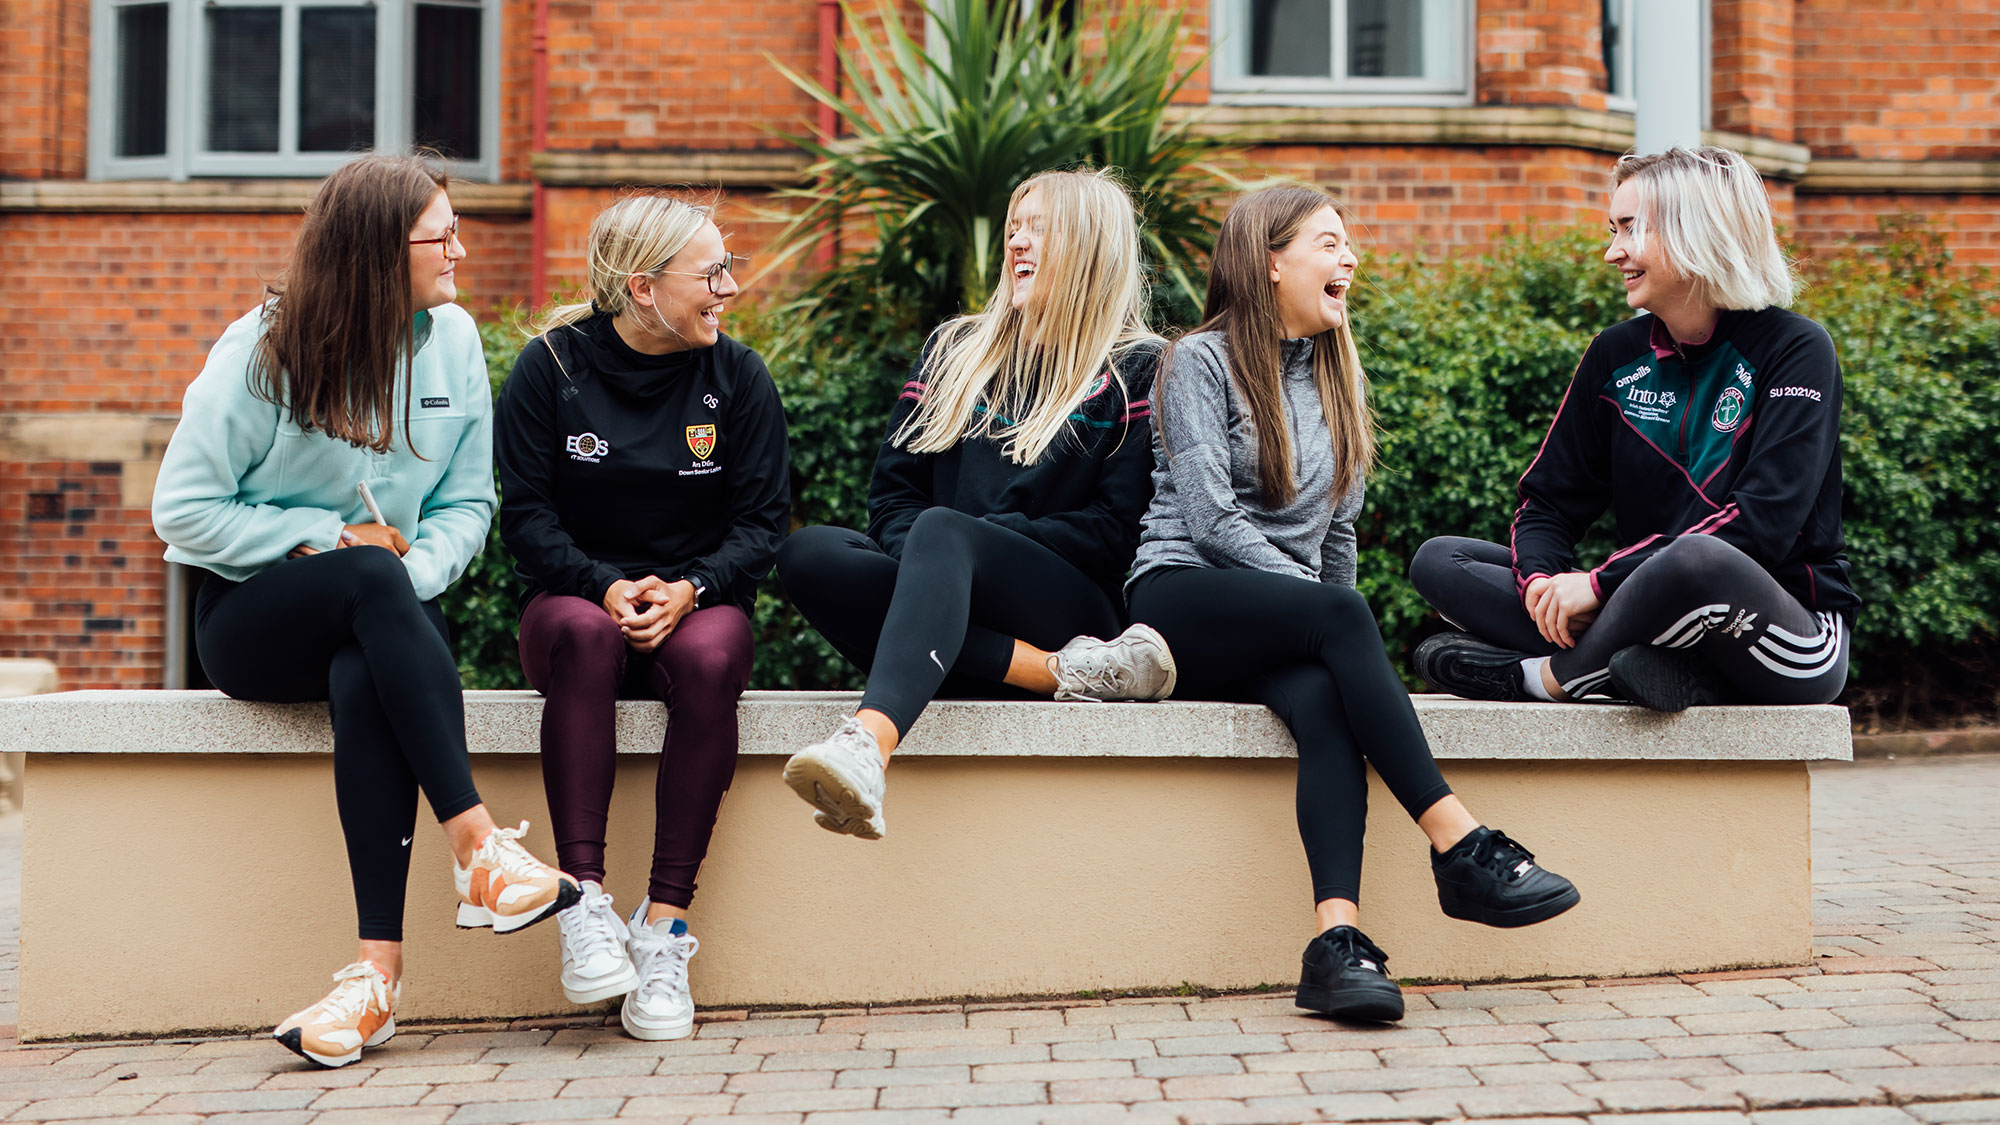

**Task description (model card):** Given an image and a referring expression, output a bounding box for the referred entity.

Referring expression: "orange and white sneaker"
[273,961,398,1068]
[453,820,581,934]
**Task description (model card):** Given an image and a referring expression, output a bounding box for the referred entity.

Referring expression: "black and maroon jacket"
[1511,305,1858,620]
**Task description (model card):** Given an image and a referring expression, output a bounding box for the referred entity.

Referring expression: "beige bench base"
[21,752,1808,1040]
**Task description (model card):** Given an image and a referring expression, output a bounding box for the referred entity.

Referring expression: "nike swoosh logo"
[929,649,944,672]
[401,837,412,847]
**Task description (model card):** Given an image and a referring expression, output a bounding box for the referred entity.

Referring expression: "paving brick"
[1470,1061,1595,1085]
[1299,1065,1481,1093]
[614,1092,741,1117]
[876,1081,1047,1108]
[688,1115,804,1125]
[1691,1072,1890,1109]
[1232,1013,1341,1035]
[424,1030,555,1051]
[1746,1110,1923,1125]
[1948,1021,2000,1041]
[1150,1034,1287,1057]
[1545,1039,1663,1062]
[1442,1022,1557,1046]
[1159,1072,1307,1099]
[409,1080,570,1105]
[1284,1027,1447,1050]
[145,1089,321,1113]
[1837,1005,1953,1027]
[734,1034,865,1054]
[1429,988,1560,1009]
[1006,1025,1114,1045]
[1377,1043,1548,1067]
[1400,1007,1504,1029]
[734,1087,879,1113]
[446,1097,630,1123]
[857,1029,1012,1051]
[972,1060,1134,1083]
[889,1045,1046,1068]
[1497,1001,1628,1023]
[1615,996,1786,1018]
[832,1066,968,1089]
[1576,1078,1746,1112]
[1833,1065,2000,1100]
[1905,1099,2000,1122]
[1126,1099,1271,1124]
[653,1052,766,1075]
[820,1013,965,1034]
[965,1009,1064,1030]
[1586,1056,1738,1081]
[105,1069,275,1094]
[1239,1049,1379,1074]
[1727,1048,1913,1073]
[1230,1091,1407,1121]
[493,1058,658,1081]
[310,1109,454,1125]
[794,1110,955,1125]
[1108,1020,1239,1040]
[728,1070,835,1093]
[1677,1010,1854,1036]
[1784,1025,1965,1050]
[1551,1017,1690,1041]
[311,1085,433,1109]
[1820,957,1940,975]
[558,1073,729,1097]
[1654,1034,1794,1058]
[1449,1082,1603,1118]
[1048,1039,1156,1061]
[763,1050,896,1072]
[1890,1041,2000,1066]
[1063,1004,1187,1026]
[697,1018,823,1039]
[6,1094,166,1121]
[1048,1077,1162,1104]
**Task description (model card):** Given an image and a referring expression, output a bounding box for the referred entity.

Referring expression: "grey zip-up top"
[1128,330,1364,593]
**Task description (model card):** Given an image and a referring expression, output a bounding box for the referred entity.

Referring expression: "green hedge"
[443,222,2000,717]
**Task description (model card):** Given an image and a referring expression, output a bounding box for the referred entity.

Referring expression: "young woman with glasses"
[494,192,789,1041]
[1410,146,1854,712]
[1125,185,1580,1022]
[152,154,579,1068]
[774,168,1176,841]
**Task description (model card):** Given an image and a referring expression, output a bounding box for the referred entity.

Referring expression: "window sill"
[0,179,531,213]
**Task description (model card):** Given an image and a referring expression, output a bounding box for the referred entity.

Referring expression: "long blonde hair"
[893,169,1160,465]
[1613,146,1797,310]
[1171,184,1374,506]
[534,191,712,337]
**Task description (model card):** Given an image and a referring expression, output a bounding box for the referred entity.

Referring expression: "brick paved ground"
[3,756,1997,1124]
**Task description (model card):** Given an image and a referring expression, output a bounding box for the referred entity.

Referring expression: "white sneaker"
[783,717,888,839]
[621,903,698,1041]
[556,881,640,1004]
[1051,622,1178,701]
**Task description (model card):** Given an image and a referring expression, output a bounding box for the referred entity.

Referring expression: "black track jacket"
[867,340,1162,603]
[495,316,790,614]
[1512,306,1858,619]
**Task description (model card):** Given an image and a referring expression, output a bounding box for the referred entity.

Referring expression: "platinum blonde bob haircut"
[1613,145,1797,310]
[535,191,713,336]
[893,167,1160,466]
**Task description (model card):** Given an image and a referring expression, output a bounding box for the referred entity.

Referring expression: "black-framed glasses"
[658,251,747,296]
[409,215,462,257]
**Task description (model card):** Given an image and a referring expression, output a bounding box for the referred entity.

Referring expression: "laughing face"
[644,220,738,352]
[1269,204,1358,340]
[1605,178,1693,315]
[1005,188,1047,311]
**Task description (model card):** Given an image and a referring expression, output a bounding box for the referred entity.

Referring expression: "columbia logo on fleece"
[421,397,450,408]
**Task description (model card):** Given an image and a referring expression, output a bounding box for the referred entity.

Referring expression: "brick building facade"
[2,0,1997,689]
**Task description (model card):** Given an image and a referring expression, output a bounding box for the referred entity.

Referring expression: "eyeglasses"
[657,251,747,296]
[409,216,462,257]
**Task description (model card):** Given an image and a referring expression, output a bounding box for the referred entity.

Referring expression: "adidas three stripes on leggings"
[1409,535,1849,703]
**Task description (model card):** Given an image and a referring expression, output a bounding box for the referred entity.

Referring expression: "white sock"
[1520,657,1555,702]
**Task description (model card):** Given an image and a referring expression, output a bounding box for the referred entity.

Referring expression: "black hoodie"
[495,314,790,614]
[867,339,1162,602]
[1512,305,1857,619]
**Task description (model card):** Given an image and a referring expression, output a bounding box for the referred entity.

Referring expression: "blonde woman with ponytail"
[776,168,1176,840]
[493,192,790,1041]
[1126,185,1579,1023]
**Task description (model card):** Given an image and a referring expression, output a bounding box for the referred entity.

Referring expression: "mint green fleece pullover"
[152,302,495,601]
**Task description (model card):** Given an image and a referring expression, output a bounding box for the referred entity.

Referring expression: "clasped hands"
[290,523,411,558]
[602,576,698,653]
[1523,572,1600,649]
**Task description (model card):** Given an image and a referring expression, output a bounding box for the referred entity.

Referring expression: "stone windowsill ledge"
[2,688,1852,761]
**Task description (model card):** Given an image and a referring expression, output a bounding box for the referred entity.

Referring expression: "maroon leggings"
[519,592,753,908]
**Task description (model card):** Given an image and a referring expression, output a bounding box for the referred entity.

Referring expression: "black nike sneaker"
[1433,827,1581,928]
[1296,925,1404,1022]
[1607,644,1728,712]
[1412,632,1534,702]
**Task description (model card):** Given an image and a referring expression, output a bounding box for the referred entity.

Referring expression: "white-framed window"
[89,0,500,182]
[1209,0,1473,106]
[1601,0,1712,125]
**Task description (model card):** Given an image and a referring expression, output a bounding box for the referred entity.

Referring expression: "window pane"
[1602,0,1628,96]
[299,7,377,152]
[206,7,280,152]
[1248,0,1331,78]
[1347,0,1423,77]
[115,3,169,158]
[414,4,482,160]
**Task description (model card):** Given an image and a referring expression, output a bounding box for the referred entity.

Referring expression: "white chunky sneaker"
[1051,622,1178,702]
[783,717,888,839]
[621,903,698,1041]
[556,881,640,1004]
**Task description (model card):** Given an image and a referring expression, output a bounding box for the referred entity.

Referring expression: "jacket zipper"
[1674,341,1691,460]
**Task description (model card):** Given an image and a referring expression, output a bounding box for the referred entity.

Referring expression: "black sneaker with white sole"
[1607,644,1729,712]
[1296,926,1404,1022]
[1432,827,1581,928]
[1412,632,1535,702]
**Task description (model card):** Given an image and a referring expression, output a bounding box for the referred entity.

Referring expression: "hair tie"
[589,298,602,314]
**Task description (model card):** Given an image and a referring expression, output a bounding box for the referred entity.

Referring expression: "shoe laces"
[561,884,629,964]
[1053,636,1125,702]
[314,962,391,1024]
[1325,928,1391,974]
[828,719,883,774]
[630,927,699,1005]
[475,821,551,881]
[1469,829,1537,882]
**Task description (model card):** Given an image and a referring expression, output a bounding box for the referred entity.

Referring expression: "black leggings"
[1127,566,1456,905]
[1410,536,1849,703]
[776,510,1124,736]
[195,547,483,942]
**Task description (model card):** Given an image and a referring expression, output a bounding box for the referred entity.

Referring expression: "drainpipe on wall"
[815,0,841,268]
[530,0,552,305]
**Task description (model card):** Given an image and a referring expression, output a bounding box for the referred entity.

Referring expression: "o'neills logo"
[686,424,716,461]
[565,432,609,462]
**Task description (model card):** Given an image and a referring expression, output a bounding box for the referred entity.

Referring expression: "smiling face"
[1268,205,1358,340]
[407,191,463,311]
[1605,178,1695,314]
[634,220,738,352]
[1005,188,1047,311]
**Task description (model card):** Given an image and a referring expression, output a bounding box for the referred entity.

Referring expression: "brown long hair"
[252,154,449,452]
[1172,184,1374,507]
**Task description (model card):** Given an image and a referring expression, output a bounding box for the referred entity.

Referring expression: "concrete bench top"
[3,689,1851,761]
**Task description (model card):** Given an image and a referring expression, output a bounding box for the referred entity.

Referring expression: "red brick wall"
[1794,193,2000,269]
[1711,0,1796,141]
[1476,0,1608,109]
[1794,0,2000,160]
[0,0,88,179]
